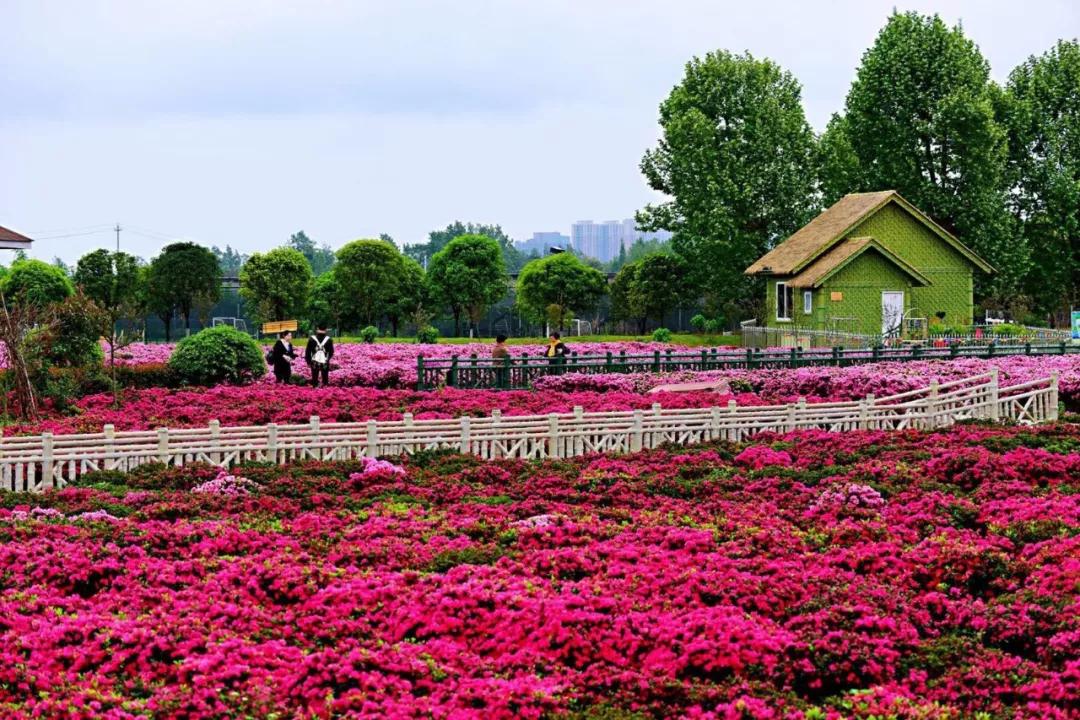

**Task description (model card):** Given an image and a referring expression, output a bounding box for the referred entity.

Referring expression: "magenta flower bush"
[0,422,1077,717]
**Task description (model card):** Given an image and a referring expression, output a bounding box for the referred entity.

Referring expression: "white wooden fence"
[0,371,1059,492]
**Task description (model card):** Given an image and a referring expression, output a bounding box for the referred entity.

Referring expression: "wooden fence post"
[490,409,502,458]
[786,402,797,432]
[710,406,720,440]
[41,432,54,490]
[727,399,738,441]
[267,423,278,464]
[858,397,869,430]
[547,414,560,458]
[459,416,471,455]
[157,428,170,465]
[1049,371,1059,422]
[309,415,321,461]
[367,420,379,458]
[928,381,939,429]
[416,355,425,391]
[989,369,1000,421]
[630,410,644,452]
[209,419,221,465]
[572,405,584,455]
[103,424,115,469]
[403,412,415,451]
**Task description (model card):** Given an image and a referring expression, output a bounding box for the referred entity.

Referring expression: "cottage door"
[882,291,904,337]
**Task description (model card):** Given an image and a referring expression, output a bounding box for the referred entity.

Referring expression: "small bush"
[168,326,265,386]
[416,325,439,344]
[45,293,107,368]
[690,314,706,333]
[704,318,721,334]
[112,363,179,389]
[652,327,673,342]
[360,326,380,344]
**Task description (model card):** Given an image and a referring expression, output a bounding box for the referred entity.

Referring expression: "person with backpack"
[305,325,335,387]
[268,330,296,384]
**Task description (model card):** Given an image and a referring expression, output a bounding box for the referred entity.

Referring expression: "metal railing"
[415,342,1079,390]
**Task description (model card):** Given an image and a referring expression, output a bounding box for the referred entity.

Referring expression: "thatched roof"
[744,190,993,276]
[788,237,931,289]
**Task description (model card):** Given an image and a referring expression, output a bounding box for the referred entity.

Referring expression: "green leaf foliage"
[1,259,74,308]
[516,253,606,330]
[146,242,222,333]
[841,11,1027,297]
[610,253,691,332]
[168,325,265,386]
[239,247,313,326]
[427,234,507,336]
[1004,39,1080,320]
[639,50,819,319]
[334,239,410,329]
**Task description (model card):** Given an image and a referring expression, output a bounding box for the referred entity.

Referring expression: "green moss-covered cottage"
[745,190,993,337]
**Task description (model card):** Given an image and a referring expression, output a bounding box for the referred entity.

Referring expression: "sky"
[1,0,1077,264]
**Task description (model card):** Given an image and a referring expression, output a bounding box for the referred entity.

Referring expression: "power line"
[32,229,115,241]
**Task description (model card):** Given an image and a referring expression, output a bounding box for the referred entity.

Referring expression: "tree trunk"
[453,310,461,337]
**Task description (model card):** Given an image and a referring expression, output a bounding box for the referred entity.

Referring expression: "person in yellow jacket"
[545,332,568,361]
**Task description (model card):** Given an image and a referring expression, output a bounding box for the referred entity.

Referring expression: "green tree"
[288,230,335,276]
[146,242,222,336]
[1,259,74,308]
[841,11,1026,298]
[334,239,407,328]
[210,245,248,275]
[816,113,862,206]
[307,270,345,332]
[516,253,606,331]
[407,222,523,272]
[385,256,429,337]
[74,249,143,376]
[239,247,313,326]
[639,50,818,319]
[1004,39,1080,322]
[427,234,508,336]
[610,262,645,332]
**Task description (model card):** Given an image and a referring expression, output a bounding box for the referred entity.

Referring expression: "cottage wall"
[849,204,974,327]
[818,251,914,334]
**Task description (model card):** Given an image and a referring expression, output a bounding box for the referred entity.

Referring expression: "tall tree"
[428,234,508,336]
[816,114,862,206]
[211,245,248,275]
[239,247,314,326]
[74,249,143,383]
[841,11,1026,298]
[407,222,523,272]
[307,270,346,332]
[639,50,818,320]
[385,257,428,337]
[516,253,606,331]
[1004,40,1080,323]
[288,231,335,276]
[334,239,408,328]
[146,242,221,335]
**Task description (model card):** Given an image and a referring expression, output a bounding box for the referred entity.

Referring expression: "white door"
[882,291,904,337]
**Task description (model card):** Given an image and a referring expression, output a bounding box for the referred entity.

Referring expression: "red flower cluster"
[1,422,1077,717]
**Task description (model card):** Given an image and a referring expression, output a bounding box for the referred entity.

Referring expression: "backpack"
[311,335,329,366]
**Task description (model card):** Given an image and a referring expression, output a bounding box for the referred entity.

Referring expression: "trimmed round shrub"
[652,327,673,342]
[416,325,439,344]
[168,326,265,386]
[360,326,380,344]
[1,259,74,308]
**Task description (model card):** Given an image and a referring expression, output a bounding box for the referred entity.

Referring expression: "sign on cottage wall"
[831,291,844,302]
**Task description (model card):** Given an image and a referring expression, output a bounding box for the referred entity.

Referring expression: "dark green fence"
[416,341,1079,390]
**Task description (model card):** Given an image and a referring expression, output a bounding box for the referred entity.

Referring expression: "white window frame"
[776,282,793,321]
[803,290,813,315]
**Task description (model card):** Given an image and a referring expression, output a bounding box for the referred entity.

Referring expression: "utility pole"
[114,223,121,253]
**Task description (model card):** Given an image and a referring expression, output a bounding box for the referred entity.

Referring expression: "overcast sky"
[2,0,1076,264]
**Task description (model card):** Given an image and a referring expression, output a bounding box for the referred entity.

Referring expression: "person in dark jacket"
[545,332,568,360]
[305,325,335,387]
[269,331,296,383]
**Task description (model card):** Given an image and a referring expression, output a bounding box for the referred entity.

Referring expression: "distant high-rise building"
[517,231,570,256]
[570,219,673,263]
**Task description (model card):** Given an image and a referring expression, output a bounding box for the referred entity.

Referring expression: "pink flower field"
[2,423,1078,718]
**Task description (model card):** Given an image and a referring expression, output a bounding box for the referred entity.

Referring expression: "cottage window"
[776,283,794,321]
[803,290,813,314]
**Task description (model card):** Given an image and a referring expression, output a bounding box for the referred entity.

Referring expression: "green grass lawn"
[335,333,741,347]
